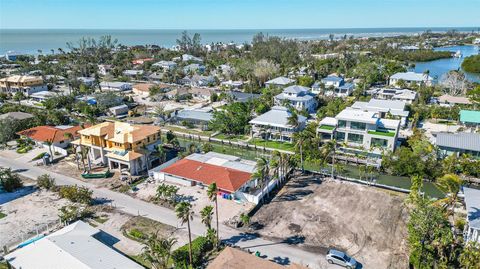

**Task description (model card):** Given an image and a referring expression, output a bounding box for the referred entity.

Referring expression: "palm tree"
[293,132,305,173]
[207,183,220,248]
[142,232,177,269]
[45,139,54,162]
[320,139,336,179]
[287,110,299,130]
[254,157,270,201]
[435,174,463,219]
[175,201,194,265]
[240,213,250,227]
[200,205,214,230]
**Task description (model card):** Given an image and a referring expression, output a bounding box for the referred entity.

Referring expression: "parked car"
[326,249,357,269]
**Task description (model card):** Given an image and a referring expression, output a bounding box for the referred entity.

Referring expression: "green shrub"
[32,152,47,161]
[59,185,93,205]
[128,229,145,240]
[455,218,466,231]
[0,168,23,192]
[172,236,213,267]
[462,55,480,73]
[37,174,56,190]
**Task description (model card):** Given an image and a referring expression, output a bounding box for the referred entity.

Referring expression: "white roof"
[336,108,378,124]
[30,91,56,98]
[265,76,294,86]
[283,85,309,94]
[390,72,432,82]
[5,221,143,269]
[249,106,307,128]
[319,117,337,126]
[186,151,256,173]
[351,99,409,117]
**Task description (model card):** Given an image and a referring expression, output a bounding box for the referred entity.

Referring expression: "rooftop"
[438,94,472,105]
[78,121,160,144]
[0,111,34,120]
[266,76,294,86]
[249,106,307,128]
[176,109,213,122]
[460,110,480,124]
[0,75,44,84]
[5,221,144,269]
[336,108,378,124]
[464,187,480,230]
[283,85,310,95]
[390,71,433,82]
[436,132,480,152]
[17,125,85,143]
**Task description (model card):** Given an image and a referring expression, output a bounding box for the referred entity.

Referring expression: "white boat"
[454,50,462,58]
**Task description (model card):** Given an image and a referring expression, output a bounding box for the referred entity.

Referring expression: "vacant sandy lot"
[0,189,69,248]
[251,175,409,269]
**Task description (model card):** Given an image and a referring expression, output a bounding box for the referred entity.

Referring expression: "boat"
[454,50,462,58]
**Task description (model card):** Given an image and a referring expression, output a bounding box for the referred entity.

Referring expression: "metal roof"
[249,106,307,128]
[390,72,432,82]
[265,76,294,85]
[436,132,480,152]
[460,110,480,124]
[283,85,310,94]
[176,109,213,122]
[464,187,480,230]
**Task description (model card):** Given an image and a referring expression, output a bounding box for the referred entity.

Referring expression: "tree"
[207,183,220,248]
[210,102,251,135]
[320,140,336,178]
[459,242,480,269]
[175,201,194,265]
[153,104,168,124]
[202,142,213,153]
[287,110,299,129]
[142,232,177,269]
[200,205,213,230]
[45,139,54,162]
[253,59,279,86]
[59,185,93,205]
[435,174,463,218]
[239,213,250,227]
[440,70,469,96]
[461,54,480,73]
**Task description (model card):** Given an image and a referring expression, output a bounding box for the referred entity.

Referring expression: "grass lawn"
[368,130,396,137]
[250,139,295,151]
[318,125,335,131]
[121,216,177,242]
[214,133,248,141]
[163,125,214,136]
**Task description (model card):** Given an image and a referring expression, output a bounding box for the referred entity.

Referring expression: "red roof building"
[160,158,252,193]
[17,125,86,144]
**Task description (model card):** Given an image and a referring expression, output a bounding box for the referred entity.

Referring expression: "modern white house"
[108,104,129,117]
[317,108,401,154]
[77,76,96,86]
[367,88,418,104]
[464,187,480,243]
[265,76,295,88]
[249,106,307,142]
[311,76,354,97]
[29,90,57,102]
[5,221,144,269]
[99,81,132,92]
[389,72,433,87]
[97,64,112,75]
[274,85,317,113]
[123,69,144,77]
[182,54,203,63]
[350,99,410,127]
[183,63,206,74]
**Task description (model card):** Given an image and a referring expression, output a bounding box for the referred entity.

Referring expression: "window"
[347,133,364,144]
[338,120,347,128]
[350,121,366,130]
[371,138,388,148]
[336,132,346,141]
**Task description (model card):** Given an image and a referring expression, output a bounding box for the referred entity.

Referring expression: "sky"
[1,0,479,29]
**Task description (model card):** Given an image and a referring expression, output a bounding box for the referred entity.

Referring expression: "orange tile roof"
[161,159,251,193]
[17,125,87,143]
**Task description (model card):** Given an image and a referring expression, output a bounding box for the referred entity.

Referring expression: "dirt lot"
[251,175,409,269]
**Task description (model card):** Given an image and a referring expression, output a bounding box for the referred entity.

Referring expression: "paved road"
[0,156,336,269]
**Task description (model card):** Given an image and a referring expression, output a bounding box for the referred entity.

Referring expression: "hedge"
[172,236,213,268]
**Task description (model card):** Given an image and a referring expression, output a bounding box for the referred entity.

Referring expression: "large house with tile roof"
[17,125,85,149]
[73,121,161,175]
[0,75,48,96]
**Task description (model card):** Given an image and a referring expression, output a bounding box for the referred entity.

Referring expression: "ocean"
[1,27,479,55]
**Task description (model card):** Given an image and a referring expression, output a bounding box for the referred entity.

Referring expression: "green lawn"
[163,125,214,136]
[368,130,396,137]
[249,139,295,151]
[318,125,335,131]
[214,133,248,141]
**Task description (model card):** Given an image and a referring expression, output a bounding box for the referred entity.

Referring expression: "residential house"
[389,72,433,87]
[132,83,155,97]
[74,121,162,175]
[100,81,132,92]
[108,104,129,117]
[435,132,480,158]
[5,221,144,269]
[183,63,205,74]
[182,54,203,63]
[155,152,274,204]
[437,94,472,106]
[274,85,317,113]
[181,75,215,87]
[97,64,112,76]
[220,80,244,89]
[131,58,153,65]
[30,90,57,102]
[77,76,96,87]
[463,187,480,243]
[367,88,418,104]
[249,106,307,142]
[0,111,34,121]
[314,76,355,97]
[152,60,177,71]
[227,91,261,103]
[4,51,22,61]
[265,76,294,88]
[123,70,144,77]
[165,87,190,100]
[350,99,410,127]
[208,247,307,269]
[317,108,401,154]
[189,87,213,100]
[173,108,213,130]
[460,110,480,127]
[148,72,164,82]
[17,124,85,149]
[0,75,48,96]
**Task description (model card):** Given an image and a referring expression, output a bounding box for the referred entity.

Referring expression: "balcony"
[368,130,395,137]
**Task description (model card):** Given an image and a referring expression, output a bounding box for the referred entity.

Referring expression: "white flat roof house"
[152,60,178,70]
[5,221,144,269]
[464,187,480,243]
[317,107,401,154]
[100,81,132,92]
[265,76,295,88]
[351,99,409,127]
[367,88,418,104]
[30,90,57,102]
[182,54,203,63]
[389,72,433,87]
[249,106,307,142]
[274,85,317,113]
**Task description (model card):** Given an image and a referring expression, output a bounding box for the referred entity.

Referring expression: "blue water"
[1,27,478,55]
[413,45,480,82]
